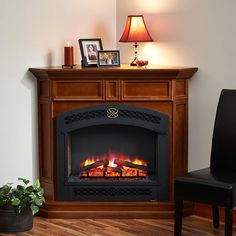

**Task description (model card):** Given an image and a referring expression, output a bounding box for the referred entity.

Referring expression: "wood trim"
[38,201,194,219]
[105,80,120,100]
[29,65,198,81]
[194,203,236,224]
[173,80,188,99]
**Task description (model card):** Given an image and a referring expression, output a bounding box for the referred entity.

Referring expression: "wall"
[2,0,236,187]
[0,0,116,185]
[116,0,236,171]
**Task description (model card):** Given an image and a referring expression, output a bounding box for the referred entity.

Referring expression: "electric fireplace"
[30,65,197,218]
[56,104,168,201]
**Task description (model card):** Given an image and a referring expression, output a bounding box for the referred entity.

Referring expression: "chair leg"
[212,205,219,228]
[174,198,183,236]
[225,206,233,236]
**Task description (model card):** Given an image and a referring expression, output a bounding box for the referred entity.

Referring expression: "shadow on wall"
[46,51,54,67]
[21,70,39,182]
[93,22,115,49]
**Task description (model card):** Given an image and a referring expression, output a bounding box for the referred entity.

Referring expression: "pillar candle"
[64,42,74,65]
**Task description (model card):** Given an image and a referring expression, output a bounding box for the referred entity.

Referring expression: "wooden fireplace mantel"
[29,64,198,218]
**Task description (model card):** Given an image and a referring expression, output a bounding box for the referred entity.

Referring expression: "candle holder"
[61,64,76,69]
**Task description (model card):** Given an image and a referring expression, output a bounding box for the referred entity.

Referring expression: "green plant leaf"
[11,197,20,206]
[26,186,34,192]
[17,185,24,191]
[34,179,40,189]
[30,204,39,215]
[37,188,44,197]
[2,185,12,195]
[29,193,36,201]
[0,199,5,206]
[17,206,22,215]
[18,178,30,185]
[34,197,44,206]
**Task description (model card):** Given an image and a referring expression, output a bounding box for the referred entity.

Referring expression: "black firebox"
[56,104,169,201]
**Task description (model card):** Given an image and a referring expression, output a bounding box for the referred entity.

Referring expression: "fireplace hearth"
[57,104,168,201]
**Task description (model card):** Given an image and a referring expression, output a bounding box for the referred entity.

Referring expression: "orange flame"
[80,151,148,178]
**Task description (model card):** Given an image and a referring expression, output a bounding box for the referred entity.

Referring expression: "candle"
[64,42,74,65]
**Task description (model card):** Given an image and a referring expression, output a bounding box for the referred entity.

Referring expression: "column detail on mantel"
[29,64,198,219]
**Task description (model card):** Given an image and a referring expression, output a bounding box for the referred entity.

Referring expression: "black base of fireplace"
[57,180,165,201]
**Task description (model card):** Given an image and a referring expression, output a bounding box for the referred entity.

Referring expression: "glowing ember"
[79,151,148,179]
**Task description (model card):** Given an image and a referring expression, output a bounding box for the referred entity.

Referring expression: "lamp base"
[130,58,137,66]
[130,42,138,66]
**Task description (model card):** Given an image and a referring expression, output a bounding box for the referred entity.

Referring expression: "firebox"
[56,104,169,201]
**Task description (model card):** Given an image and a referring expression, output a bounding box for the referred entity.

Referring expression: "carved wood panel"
[105,80,120,100]
[122,80,171,100]
[52,81,104,100]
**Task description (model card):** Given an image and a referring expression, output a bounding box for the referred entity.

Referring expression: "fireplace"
[29,65,197,218]
[56,104,168,201]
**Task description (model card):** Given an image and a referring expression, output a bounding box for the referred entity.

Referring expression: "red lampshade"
[119,15,153,42]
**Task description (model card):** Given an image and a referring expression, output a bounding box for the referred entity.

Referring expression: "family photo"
[86,44,98,61]
[78,38,103,66]
[98,50,120,67]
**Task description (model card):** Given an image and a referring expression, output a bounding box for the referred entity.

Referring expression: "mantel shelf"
[29,64,198,80]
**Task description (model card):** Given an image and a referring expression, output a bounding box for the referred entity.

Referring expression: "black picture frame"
[97,50,120,67]
[78,38,103,67]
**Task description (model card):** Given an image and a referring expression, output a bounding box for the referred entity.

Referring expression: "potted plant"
[0,177,45,233]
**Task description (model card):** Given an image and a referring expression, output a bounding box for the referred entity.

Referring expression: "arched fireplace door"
[56,104,169,201]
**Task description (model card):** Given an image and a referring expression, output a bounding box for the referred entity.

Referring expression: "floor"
[0,216,235,236]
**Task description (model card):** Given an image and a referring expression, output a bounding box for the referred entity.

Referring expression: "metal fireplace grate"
[64,109,161,125]
[75,187,152,197]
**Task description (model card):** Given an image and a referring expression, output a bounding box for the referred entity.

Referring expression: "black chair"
[174,89,236,236]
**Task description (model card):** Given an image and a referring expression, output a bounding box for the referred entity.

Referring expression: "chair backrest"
[210,89,236,171]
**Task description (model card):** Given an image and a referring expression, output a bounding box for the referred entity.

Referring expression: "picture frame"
[78,38,103,67]
[97,50,120,67]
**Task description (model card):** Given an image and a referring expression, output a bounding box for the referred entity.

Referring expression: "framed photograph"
[97,50,120,67]
[78,38,103,67]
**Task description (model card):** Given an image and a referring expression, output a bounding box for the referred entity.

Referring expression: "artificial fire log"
[79,159,109,172]
[104,166,122,173]
[86,170,104,176]
[114,159,148,172]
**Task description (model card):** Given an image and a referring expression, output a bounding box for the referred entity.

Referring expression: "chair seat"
[175,168,236,206]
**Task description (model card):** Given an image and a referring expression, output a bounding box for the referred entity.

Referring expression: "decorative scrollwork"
[107,108,119,118]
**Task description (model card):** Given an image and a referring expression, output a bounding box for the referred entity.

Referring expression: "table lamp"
[119,15,153,66]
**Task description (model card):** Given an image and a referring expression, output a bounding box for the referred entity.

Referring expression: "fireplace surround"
[29,64,197,218]
[56,104,168,201]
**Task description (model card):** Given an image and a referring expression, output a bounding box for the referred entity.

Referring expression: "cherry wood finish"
[29,64,198,218]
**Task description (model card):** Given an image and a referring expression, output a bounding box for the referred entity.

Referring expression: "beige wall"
[0,0,116,185]
[1,0,236,185]
[116,0,236,171]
